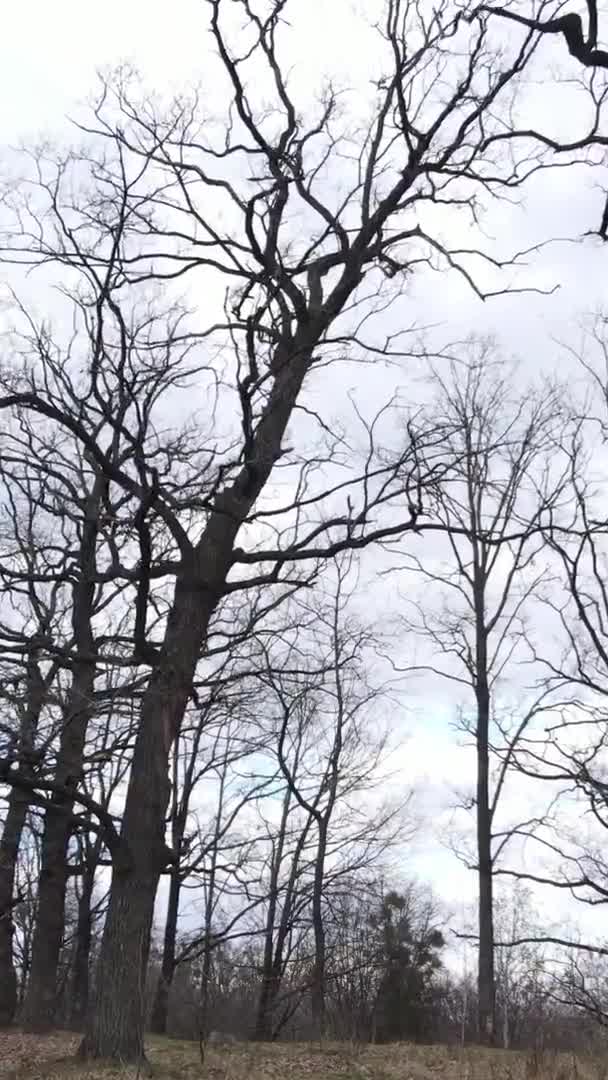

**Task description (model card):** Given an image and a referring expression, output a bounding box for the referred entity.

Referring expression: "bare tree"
[0,462,92,1027]
[493,321,608,931]
[493,883,549,1050]
[19,462,106,1032]
[0,0,602,1061]
[0,412,152,1030]
[0,467,72,1026]
[390,352,565,1043]
[151,690,270,1036]
[65,692,137,1029]
[267,558,395,1035]
[0,649,53,1027]
[11,820,42,1010]
[238,558,406,1039]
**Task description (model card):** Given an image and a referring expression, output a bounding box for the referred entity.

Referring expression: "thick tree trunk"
[78,856,159,1062]
[0,794,28,1027]
[150,868,181,1035]
[0,653,45,1027]
[475,635,495,1045]
[254,971,280,1042]
[80,575,212,1063]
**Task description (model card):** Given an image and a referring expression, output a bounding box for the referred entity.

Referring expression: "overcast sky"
[3,0,608,964]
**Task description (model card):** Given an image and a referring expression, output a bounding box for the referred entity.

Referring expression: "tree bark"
[22,475,102,1032]
[0,652,45,1026]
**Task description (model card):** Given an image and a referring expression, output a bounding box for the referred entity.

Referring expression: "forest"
[2,0,608,1070]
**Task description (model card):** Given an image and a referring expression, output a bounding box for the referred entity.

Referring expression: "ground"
[0,1032,605,1080]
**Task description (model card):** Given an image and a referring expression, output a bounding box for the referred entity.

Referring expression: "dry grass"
[1,1032,607,1080]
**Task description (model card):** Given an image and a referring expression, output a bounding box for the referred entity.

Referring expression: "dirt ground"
[0,1031,605,1080]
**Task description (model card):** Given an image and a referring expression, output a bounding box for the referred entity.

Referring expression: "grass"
[1,1031,607,1080]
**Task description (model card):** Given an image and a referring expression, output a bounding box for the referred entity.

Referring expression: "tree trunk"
[253,887,281,1040]
[199,933,213,1045]
[150,867,181,1035]
[69,867,95,1029]
[475,644,495,1044]
[80,573,212,1063]
[255,907,296,1042]
[21,668,95,1031]
[0,653,45,1026]
[0,794,28,1027]
[255,786,313,1041]
[310,820,328,1037]
[253,787,290,1042]
[254,970,281,1042]
[22,474,102,1032]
